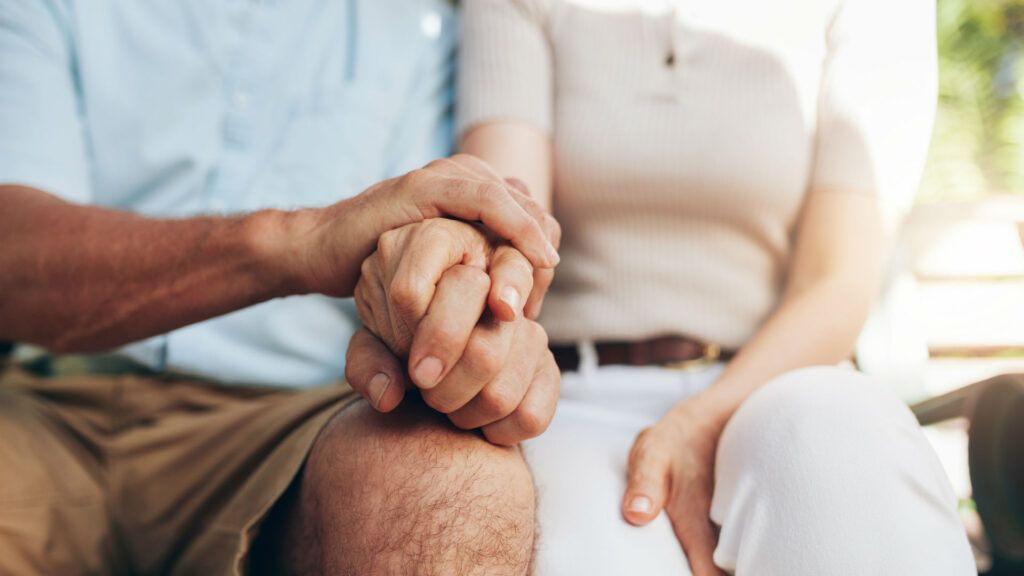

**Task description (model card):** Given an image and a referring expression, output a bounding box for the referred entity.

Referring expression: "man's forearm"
[0,185,310,353]
[0,156,560,355]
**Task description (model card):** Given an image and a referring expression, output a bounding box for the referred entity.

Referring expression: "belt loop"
[576,339,599,379]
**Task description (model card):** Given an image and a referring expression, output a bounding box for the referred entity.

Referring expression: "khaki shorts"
[0,358,358,575]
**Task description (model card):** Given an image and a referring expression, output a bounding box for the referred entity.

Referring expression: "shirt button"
[421,12,442,40]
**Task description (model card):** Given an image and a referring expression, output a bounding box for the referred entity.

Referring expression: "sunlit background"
[870,1,1024,570]
[923,0,1024,200]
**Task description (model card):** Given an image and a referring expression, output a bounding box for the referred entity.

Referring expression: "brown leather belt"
[550,336,733,372]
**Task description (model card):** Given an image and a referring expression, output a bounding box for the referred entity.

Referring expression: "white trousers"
[523,357,976,575]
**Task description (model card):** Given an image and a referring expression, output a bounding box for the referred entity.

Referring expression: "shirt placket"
[206,0,263,213]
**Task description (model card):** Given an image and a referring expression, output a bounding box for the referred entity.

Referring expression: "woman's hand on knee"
[622,398,727,576]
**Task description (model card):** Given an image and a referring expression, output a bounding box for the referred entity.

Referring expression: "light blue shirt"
[0,0,456,387]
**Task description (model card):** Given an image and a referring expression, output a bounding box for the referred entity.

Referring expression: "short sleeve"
[457,0,553,137]
[810,0,937,211]
[0,0,91,203]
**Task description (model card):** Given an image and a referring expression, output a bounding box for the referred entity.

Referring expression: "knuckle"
[423,219,462,247]
[426,318,464,348]
[628,460,662,485]
[478,384,518,419]
[499,251,534,280]
[353,291,374,327]
[518,193,543,215]
[524,320,549,348]
[438,177,472,206]
[359,256,377,281]
[387,276,420,314]
[453,265,491,290]
[398,168,428,191]
[420,217,448,233]
[630,430,660,461]
[378,226,399,246]
[515,404,550,438]
[476,181,507,203]
[344,337,370,380]
[464,335,502,380]
[504,176,530,195]
[344,365,361,389]
[376,230,400,261]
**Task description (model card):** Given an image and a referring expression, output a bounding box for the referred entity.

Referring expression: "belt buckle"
[661,342,721,372]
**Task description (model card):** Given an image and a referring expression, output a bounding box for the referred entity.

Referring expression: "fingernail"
[414,356,444,388]
[500,286,521,318]
[627,495,652,515]
[368,373,391,409]
[545,242,560,266]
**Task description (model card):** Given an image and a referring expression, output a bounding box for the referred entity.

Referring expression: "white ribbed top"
[458,0,936,347]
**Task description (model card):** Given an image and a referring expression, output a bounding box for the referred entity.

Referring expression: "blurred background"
[866,0,1024,571]
[924,0,1024,201]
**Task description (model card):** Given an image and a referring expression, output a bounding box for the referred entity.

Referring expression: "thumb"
[345,328,408,412]
[622,430,672,526]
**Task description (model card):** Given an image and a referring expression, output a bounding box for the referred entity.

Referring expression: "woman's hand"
[345,217,560,445]
[622,395,729,576]
[354,217,554,358]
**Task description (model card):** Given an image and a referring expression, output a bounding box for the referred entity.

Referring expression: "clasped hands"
[339,155,725,574]
[344,169,562,446]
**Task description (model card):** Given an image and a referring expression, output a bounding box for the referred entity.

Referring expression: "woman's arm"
[457,0,554,209]
[620,189,889,576]
[696,188,886,431]
[461,121,557,319]
[461,121,554,212]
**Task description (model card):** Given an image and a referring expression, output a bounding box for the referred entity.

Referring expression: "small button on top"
[421,12,442,40]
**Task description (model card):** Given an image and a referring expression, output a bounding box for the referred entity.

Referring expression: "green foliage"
[920,0,1024,201]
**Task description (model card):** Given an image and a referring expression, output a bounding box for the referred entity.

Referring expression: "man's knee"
[290,398,536,575]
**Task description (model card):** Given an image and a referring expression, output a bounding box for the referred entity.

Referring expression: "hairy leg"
[279,397,537,576]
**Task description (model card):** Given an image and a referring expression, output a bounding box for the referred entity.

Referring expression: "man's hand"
[345,218,560,445]
[0,155,558,353]
[622,397,728,576]
[292,154,560,299]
